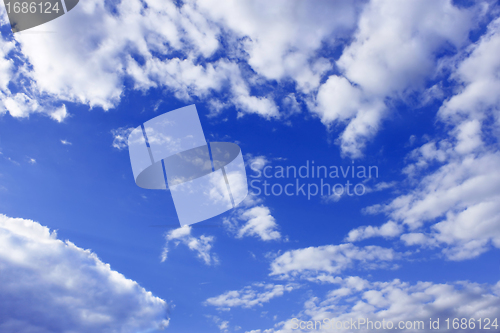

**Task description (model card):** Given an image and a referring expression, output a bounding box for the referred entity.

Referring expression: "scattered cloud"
[206,283,296,310]
[111,127,135,150]
[270,243,400,280]
[256,277,500,333]
[224,205,281,241]
[350,16,500,260]
[345,221,403,242]
[161,225,218,265]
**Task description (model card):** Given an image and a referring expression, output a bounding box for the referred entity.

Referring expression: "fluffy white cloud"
[224,205,281,241]
[3,0,280,118]
[313,0,479,157]
[206,283,295,310]
[439,17,500,123]
[161,225,218,265]
[195,0,357,91]
[270,243,399,280]
[345,221,402,242]
[0,214,168,333]
[256,277,500,332]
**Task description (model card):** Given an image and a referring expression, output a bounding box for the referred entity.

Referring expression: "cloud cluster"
[257,277,500,332]
[0,214,168,333]
[347,16,500,260]
[3,0,491,157]
[313,0,477,157]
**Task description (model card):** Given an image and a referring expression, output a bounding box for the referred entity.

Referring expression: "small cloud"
[50,105,69,123]
[60,139,72,145]
[224,205,281,241]
[161,226,218,265]
[111,127,135,150]
[28,158,36,164]
[153,99,163,112]
[205,283,296,310]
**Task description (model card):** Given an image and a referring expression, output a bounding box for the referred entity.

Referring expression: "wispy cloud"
[206,283,296,310]
[161,225,218,266]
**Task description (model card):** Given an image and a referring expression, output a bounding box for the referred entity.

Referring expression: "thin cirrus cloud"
[205,282,296,310]
[0,214,169,333]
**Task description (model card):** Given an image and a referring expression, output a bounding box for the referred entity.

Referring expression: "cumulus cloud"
[0,214,168,333]
[161,225,218,265]
[313,0,480,157]
[195,0,358,91]
[255,277,500,332]
[205,283,296,310]
[269,243,400,280]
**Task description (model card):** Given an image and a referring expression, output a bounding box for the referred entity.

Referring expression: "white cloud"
[439,17,500,123]
[269,243,399,280]
[313,0,479,157]
[206,283,296,309]
[161,225,218,265]
[259,277,500,332]
[195,0,356,91]
[111,127,135,150]
[365,149,500,260]
[0,214,168,333]
[3,0,281,119]
[206,315,232,333]
[247,155,270,176]
[49,104,69,123]
[61,139,72,145]
[3,93,39,119]
[345,221,403,242]
[224,205,281,241]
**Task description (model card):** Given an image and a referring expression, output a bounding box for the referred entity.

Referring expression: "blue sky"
[1,0,500,332]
